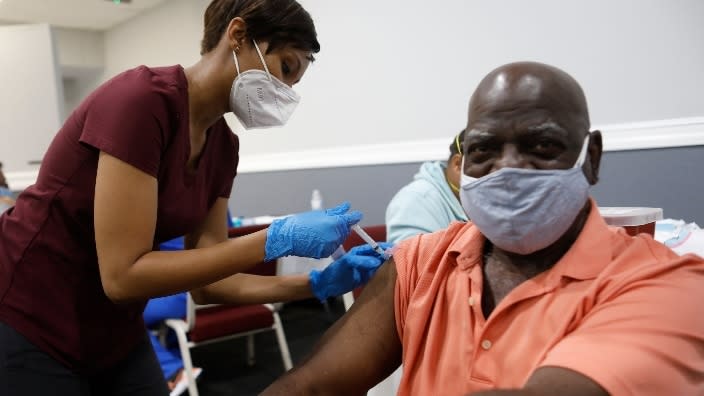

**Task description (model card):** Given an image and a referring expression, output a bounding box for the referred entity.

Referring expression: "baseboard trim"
[6,117,703,189]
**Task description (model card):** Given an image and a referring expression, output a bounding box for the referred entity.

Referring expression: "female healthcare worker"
[0,1,387,394]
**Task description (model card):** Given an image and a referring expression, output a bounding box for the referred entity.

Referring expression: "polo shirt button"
[468,296,476,306]
[481,339,492,350]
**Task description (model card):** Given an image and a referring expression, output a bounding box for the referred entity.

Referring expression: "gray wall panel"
[591,146,703,223]
[230,146,704,226]
[229,163,421,226]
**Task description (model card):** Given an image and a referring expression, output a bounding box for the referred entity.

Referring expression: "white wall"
[54,27,105,119]
[54,27,104,70]
[0,24,63,180]
[97,0,704,171]
[102,0,208,79]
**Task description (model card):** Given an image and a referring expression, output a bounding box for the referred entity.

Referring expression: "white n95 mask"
[229,40,301,130]
[459,134,591,255]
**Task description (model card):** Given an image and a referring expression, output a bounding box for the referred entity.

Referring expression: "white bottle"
[311,189,323,211]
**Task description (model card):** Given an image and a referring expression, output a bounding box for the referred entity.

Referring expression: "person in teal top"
[385,130,468,244]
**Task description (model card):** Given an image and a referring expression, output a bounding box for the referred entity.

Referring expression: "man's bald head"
[462,61,602,184]
[468,62,590,138]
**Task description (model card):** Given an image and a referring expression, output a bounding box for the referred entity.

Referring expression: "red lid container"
[598,207,663,237]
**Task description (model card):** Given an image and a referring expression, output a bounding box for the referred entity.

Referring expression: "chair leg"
[246,334,255,367]
[158,323,169,346]
[273,311,293,371]
[170,324,199,396]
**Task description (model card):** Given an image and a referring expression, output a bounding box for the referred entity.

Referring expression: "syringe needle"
[351,224,388,259]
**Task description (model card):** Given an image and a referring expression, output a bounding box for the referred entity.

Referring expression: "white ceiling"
[0,0,170,31]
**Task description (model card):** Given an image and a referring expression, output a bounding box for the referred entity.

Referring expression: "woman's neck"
[184,58,230,132]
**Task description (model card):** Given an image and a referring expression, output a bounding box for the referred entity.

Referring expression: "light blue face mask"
[459,134,591,255]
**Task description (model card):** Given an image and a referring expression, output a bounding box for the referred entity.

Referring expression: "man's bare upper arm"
[261,259,402,396]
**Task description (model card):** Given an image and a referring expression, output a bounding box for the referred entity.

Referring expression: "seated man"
[385,129,468,243]
[261,62,704,395]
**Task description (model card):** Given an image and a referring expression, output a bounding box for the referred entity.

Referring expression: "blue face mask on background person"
[229,40,301,129]
[459,134,591,255]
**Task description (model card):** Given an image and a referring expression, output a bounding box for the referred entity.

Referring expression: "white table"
[276,256,333,276]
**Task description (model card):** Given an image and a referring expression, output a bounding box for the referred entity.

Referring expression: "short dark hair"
[448,129,466,160]
[201,0,320,56]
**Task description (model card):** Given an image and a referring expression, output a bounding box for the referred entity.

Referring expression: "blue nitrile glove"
[264,202,363,261]
[308,242,393,302]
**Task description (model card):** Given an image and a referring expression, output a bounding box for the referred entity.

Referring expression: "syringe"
[330,245,347,260]
[351,224,390,259]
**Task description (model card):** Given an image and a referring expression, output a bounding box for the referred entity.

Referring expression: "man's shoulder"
[394,221,475,273]
[597,231,704,295]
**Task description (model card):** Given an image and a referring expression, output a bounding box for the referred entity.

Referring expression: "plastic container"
[311,189,323,211]
[598,207,663,236]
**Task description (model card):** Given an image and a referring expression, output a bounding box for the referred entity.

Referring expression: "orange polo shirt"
[394,200,704,395]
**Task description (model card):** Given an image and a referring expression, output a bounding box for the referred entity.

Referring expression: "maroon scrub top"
[0,65,239,373]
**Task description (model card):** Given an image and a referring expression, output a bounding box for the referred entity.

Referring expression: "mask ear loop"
[459,156,478,185]
[573,134,591,168]
[448,133,463,193]
[233,48,241,75]
[252,40,273,82]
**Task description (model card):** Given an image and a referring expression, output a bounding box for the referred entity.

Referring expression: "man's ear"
[450,153,462,173]
[584,130,602,185]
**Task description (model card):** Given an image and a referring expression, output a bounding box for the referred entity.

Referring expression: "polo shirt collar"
[548,198,613,281]
[449,198,613,281]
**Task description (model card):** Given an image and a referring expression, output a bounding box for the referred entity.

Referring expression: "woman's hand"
[308,242,393,302]
[264,202,362,261]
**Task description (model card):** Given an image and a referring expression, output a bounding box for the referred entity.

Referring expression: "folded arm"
[469,367,607,396]
[475,256,704,396]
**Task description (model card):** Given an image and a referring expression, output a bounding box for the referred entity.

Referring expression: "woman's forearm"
[196,273,314,305]
[104,229,269,303]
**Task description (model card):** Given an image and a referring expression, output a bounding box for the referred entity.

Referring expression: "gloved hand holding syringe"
[264,201,392,302]
[330,224,391,261]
